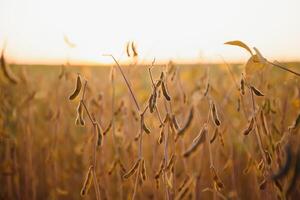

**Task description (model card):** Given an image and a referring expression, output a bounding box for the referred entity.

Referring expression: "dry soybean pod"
[259,179,267,190]
[204,82,210,96]
[117,160,127,174]
[257,159,265,172]
[243,117,254,135]
[243,156,254,175]
[96,122,103,147]
[288,112,300,131]
[175,178,193,200]
[155,71,164,88]
[210,127,219,144]
[218,130,225,147]
[79,104,85,126]
[123,158,141,179]
[237,98,241,112]
[142,120,151,134]
[108,160,118,175]
[172,114,180,130]
[211,101,221,126]
[103,120,112,135]
[126,42,131,57]
[114,100,124,115]
[80,165,93,197]
[165,154,176,171]
[264,149,272,165]
[156,80,162,88]
[155,178,160,189]
[140,158,147,181]
[159,113,169,128]
[158,128,164,144]
[131,41,138,57]
[240,78,245,95]
[175,186,190,200]
[149,88,157,113]
[76,102,85,126]
[273,179,283,192]
[210,166,224,190]
[134,133,141,141]
[183,125,207,158]
[155,158,165,179]
[250,85,264,96]
[69,74,82,100]
[178,176,189,192]
[161,81,171,101]
[148,94,154,113]
[177,106,194,136]
[75,116,80,126]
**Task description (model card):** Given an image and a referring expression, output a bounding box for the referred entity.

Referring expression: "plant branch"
[269,61,300,77]
[104,54,141,112]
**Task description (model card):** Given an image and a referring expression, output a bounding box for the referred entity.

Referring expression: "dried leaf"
[224,40,253,56]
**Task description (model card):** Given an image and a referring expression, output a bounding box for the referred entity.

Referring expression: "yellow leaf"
[253,47,267,64]
[245,55,266,77]
[63,35,76,48]
[224,40,253,56]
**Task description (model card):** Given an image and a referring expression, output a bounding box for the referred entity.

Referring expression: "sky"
[0,0,299,65]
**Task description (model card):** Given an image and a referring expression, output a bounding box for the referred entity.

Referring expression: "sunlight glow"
[0,0,299,64]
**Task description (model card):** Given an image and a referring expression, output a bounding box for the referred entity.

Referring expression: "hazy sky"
[0,0,299,64]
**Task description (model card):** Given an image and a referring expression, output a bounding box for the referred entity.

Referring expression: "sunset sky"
[0,0,299,64]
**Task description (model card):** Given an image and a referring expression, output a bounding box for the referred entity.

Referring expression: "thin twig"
[269,61,300,77]
[80,80,101,200]
[104,54,141,111]
[249,89,268,167]
[220,56,239,90]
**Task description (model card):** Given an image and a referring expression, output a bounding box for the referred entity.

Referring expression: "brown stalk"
[249,89,268,167]
[104,54,140,112]
[269,61,300,77]
[78,81,102,200]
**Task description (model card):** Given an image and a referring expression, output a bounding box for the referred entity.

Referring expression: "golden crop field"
[0,41,300,200]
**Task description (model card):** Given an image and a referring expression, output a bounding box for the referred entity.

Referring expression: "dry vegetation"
[0,41,300,200]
